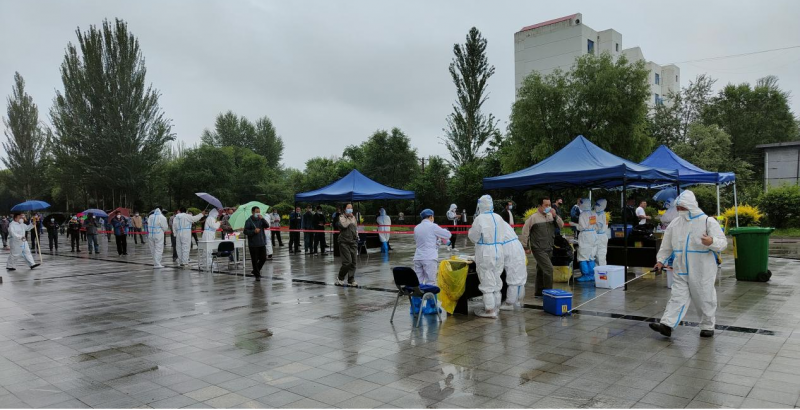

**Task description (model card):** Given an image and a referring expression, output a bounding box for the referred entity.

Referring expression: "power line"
[670,45,800,64]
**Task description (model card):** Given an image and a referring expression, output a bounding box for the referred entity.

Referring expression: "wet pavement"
[1,233,799,409]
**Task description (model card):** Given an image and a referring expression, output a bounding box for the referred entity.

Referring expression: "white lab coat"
[594,199,609,266]
[6,220,35,268]
[377,210,391,243]
[147,209,169,267]
[468,195,505,311]
[413,219,451,285]
[657,191,727,331]
[172,212,204,265]
[576,198,597,262]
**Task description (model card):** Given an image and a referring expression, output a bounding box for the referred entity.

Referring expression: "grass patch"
[773,228,800,237]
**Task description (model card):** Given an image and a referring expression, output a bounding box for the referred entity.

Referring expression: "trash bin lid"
[728,227,775,235]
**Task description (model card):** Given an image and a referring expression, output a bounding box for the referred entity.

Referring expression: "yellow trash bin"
[437,259,469,314]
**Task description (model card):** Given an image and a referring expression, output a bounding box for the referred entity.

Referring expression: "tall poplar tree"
[2,72,48,200]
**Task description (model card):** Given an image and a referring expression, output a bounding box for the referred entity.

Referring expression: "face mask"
[678,210,689,219]
[345,209,353,214]
[595,206,602,212]
[543,207,552,214]
[254,212,260,217]
[508,205,512,210]
[117,215,122,219]
[51,219,55,222]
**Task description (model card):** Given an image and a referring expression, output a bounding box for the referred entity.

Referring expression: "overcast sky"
[2,0,799,169]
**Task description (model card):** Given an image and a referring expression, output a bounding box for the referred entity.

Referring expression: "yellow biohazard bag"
[437,259,469,314]
[553,265,572,283]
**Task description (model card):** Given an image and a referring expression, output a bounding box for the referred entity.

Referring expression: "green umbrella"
[229,201,270,230]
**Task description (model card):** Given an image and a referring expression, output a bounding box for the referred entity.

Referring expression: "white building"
[514,13,680,108]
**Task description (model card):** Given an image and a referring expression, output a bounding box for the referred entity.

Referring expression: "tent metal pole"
[733,182,739,228]
[716,183,721,217]
[413,199,417,224]
[623,178,629,291]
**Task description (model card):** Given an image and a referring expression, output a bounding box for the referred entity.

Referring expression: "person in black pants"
[288,206,302,253]
[110,215,128,256]
[46,218,59,252]
[68,216,81,252]
[243,206,270,280]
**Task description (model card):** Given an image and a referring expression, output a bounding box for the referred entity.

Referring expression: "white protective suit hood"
[153,208,162,216]
[675,190,703,220]
[477,195,493,214]
[379,208,387,217]
[208,209,219,220]
[579,198,592,212]
[595,199,607,213]
[449,204,457,213]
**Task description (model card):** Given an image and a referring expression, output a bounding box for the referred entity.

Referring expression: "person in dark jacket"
[110,214,129,256]
[312,206,327,255]
[520,198,564,296]
[288,206,302,254]
[336,203,359,286]
[84,214,100,254]
[0,216,9,249]
[301,205,314,254]
[499,201,515,225]
[46,217,59,252]
[67,216,81,252]
[243,206,270,280]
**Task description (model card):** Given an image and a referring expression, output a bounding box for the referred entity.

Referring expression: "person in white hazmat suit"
[498,219,527,311]
[413,209,452,285]
[575,198,598,282]
[468,195,506,318]
[202,209,221,268]
[6,214,39,271]
[147,208,169,268]
[377,208,391,253]
[650,190,727,338]
[172,207,204,267]
[446,204,460,250]
[659,197,679,228]
[594,199,609,266]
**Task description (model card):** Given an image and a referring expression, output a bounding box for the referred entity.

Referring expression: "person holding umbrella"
[84,213,101,254]
[6,213,39,271]
[243,206,270,280]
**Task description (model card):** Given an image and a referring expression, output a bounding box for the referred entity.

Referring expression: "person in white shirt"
[446,204,460,250]
[413,209,452,285]
[6,214,39,271]
[636,200,651,225]
[270,210,283,247]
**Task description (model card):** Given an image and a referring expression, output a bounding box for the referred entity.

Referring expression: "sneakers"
[649,322,672,337]
[254,274,261,281]
[334,279,345,286]
[348,281,358,287]
[6,268,16,271]
[475,309,498,318]
[30,264,40,270]
[153,264,164,269]
[700,330,714,338]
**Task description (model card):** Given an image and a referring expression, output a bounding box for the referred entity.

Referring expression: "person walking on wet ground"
[84,214,100,254]
[46,217,59,252]
[335,203,359,287]
[244,206,270,280]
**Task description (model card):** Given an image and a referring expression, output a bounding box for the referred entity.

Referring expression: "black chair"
[390,267,442,327]
[211,241,235,274]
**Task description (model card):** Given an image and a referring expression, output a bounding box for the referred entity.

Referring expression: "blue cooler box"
[542,289,572,316]
[609,224,633,238]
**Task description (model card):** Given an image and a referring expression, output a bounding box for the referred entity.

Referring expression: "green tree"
[2,72,49,200]
[50,18,174,209]
[503,53,652,173]
[442,27,498,167]
[703,76,799,164]
[649,74,716,146]
[411,156,451,213]
[672,123,752,182]
[201,111,284,168]
[341,128,419,189]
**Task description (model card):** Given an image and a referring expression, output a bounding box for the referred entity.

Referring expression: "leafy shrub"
[760,184,800,228]
[720,204,762,228]
[187,207,202,215]
[271,202,294,216]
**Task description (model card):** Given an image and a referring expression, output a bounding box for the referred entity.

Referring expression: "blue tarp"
[295,169,415,202]
[639,145,735,186]
[483,136,678,190]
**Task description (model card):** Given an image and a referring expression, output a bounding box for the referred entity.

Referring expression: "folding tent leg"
[733,182,739,228]
[716,183,721,217]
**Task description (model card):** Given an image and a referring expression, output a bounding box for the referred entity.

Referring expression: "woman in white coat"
[575,198,597,282]
[202,209,221,268]
[377,208,391,253]
[650,190,727,338]
[147,208,169,268]
[594,199,609,266]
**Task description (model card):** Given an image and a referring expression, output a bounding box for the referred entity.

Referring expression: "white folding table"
[197,239,247,277]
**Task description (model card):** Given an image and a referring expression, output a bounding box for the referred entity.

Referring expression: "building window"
[655,93,663,106]
[615,43,619,52]
[587,39,594,54]
[655,73,660,85]
[676,75,679,82]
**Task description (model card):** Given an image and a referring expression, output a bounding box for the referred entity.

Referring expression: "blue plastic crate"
[542,289,572,316]
[609,224,633,238]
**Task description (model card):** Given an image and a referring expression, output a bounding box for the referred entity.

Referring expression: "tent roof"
[483,135,678,191]
[295,169,415,202]
[638,145,735,185]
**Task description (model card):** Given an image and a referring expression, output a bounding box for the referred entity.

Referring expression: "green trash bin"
[729,227,775,282]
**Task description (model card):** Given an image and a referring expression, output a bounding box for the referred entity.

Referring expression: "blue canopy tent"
[295,169,415,202]
[483,136,678,191]
[639,145,738,226]
[483,136,679,290]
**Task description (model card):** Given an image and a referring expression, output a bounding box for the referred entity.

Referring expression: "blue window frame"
[655,73,660,85]
[587,39,594,54]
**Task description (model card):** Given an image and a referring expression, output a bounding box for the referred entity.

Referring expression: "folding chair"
[211,241,235,274]
[357,236,370,262]
[390,267,442,328]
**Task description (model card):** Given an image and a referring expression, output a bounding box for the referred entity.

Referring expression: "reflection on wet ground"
[0,234,799,408]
